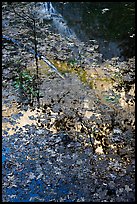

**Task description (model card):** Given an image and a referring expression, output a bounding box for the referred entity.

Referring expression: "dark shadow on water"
[52,2,135,60]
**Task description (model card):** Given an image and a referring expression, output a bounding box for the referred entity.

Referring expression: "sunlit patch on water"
[2,57,134,145]
[2,103,41,135]
[95,146,104,154]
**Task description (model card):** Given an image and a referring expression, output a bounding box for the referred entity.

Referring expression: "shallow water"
[2,2,135,202]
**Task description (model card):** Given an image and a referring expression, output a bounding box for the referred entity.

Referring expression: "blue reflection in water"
[7,179,45,202]
[5,168,84,202]
[6,177,83,202]
[2,155,6,163]
[2,147,10,163]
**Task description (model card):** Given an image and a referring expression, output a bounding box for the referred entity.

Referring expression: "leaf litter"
[2,2,135,202]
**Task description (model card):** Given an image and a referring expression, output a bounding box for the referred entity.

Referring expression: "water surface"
[52,2,135,60]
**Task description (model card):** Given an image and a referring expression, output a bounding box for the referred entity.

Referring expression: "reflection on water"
[3,2,134,60]
[52,2,135,60]
[2,103,39,135]
[37,2,76,39]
